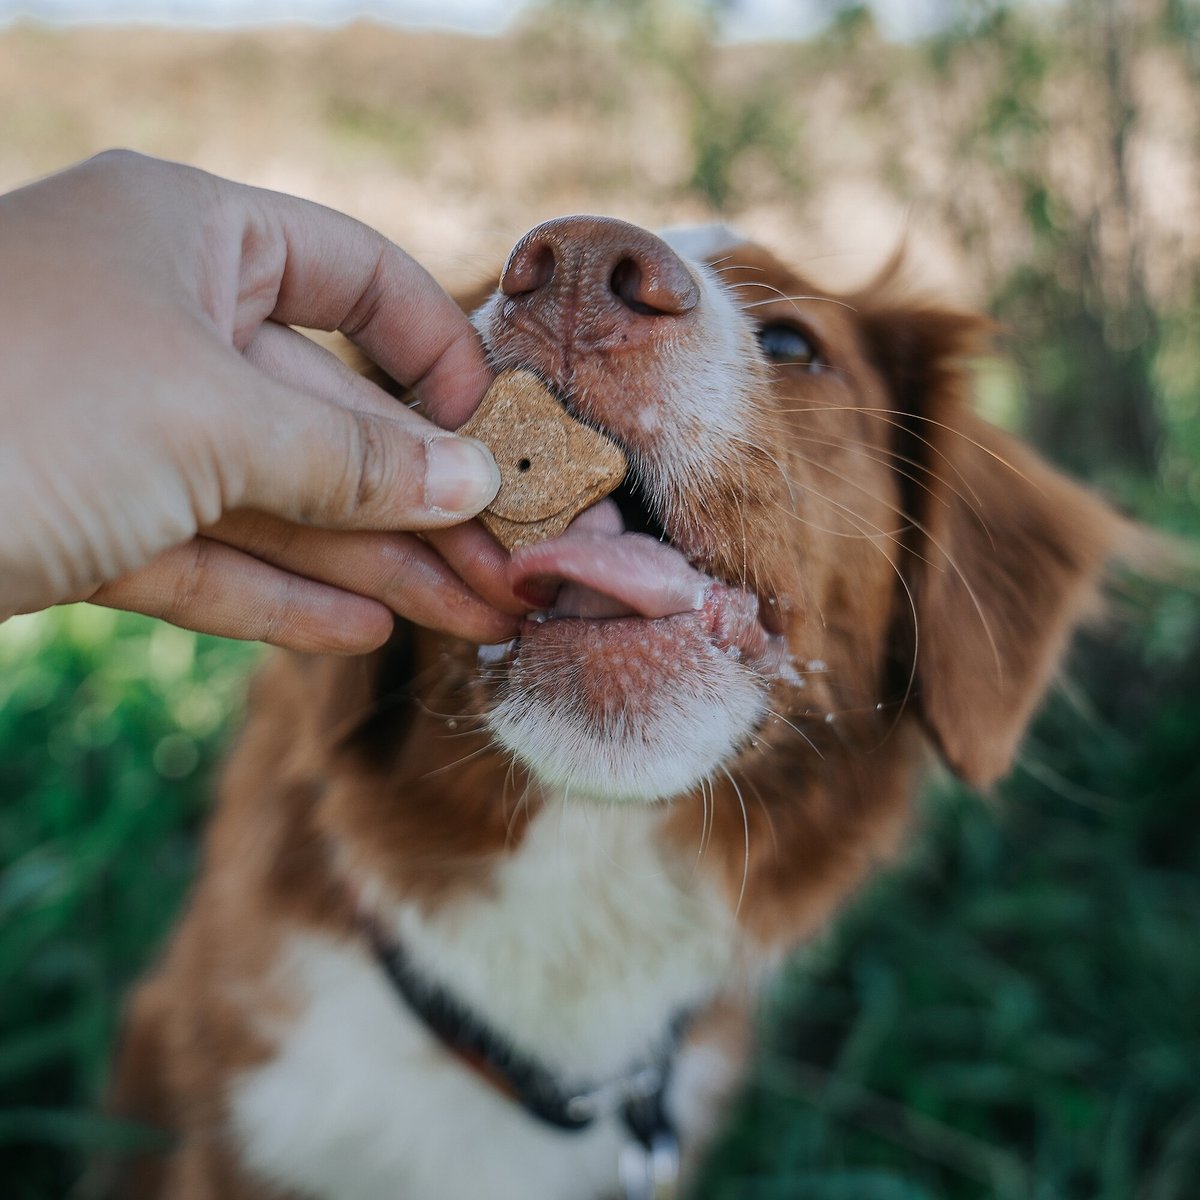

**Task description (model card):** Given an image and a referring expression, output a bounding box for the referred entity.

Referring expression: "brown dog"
[111,218,1124,1199]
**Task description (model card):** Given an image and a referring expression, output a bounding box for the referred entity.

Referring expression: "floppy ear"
[858,298,1123,788]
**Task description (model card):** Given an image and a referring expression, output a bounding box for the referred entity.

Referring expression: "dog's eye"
[756,322,822,369]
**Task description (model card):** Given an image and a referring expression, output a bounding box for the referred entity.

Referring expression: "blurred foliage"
[0,610,259,1196]
[824,0,1200,493]
[541,0,807,210]
[3,1,1200,1197]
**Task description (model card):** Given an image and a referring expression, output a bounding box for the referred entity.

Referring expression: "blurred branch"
[534,0,806,211]
[826,0,1200,486]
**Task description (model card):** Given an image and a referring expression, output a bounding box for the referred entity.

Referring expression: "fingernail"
[425,436,500,516]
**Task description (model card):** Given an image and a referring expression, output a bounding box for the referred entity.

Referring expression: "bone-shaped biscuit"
[457,370,627,550]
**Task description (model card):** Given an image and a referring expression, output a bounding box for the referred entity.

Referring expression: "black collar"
[355,904,683,1153]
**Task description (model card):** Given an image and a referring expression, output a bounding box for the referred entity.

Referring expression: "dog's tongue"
[508,499,708,620]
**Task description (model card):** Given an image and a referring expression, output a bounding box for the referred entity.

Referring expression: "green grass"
[704,745,1200,1197]
[1,588,1197,1197]
[0,609,259,1197]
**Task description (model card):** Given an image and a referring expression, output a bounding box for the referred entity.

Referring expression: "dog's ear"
[910,411,1120,787]
[857,295,1123,788]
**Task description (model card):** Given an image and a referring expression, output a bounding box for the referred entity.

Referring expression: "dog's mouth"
[479,445,793,803]
[492,460,789,678]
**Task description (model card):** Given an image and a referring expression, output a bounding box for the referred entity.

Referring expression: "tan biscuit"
[458,369,627,550]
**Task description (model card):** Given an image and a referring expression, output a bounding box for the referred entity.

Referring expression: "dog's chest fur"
[228,801,747,1200]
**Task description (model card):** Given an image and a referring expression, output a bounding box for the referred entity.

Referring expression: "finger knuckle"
[338,245,390,341]
[257,586,292,648]
[86,149,168,195]
[164,541,211,624]
[89,147,147,172]
[341,417,410,520]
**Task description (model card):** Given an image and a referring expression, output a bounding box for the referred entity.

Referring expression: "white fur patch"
[658,223,745,263]
[623,256,765,512]
[489,638,767,804]
[388,801,740,1074]
[229,803,745,1200]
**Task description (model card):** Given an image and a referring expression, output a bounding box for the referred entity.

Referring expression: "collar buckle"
[564,1064,664,1123]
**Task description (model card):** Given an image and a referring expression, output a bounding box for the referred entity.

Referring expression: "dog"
[109,216,1125,1199]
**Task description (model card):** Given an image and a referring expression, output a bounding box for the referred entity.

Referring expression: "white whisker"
[720,766,752,921]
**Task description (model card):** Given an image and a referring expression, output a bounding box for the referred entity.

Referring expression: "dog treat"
[457,370,627,550]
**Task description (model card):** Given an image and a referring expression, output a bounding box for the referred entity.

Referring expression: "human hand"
[0,150,525,651]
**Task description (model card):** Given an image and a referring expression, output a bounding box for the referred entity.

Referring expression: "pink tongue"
[508,499,708,620]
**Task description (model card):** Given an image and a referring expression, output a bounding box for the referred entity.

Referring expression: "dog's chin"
[484,605,774,804]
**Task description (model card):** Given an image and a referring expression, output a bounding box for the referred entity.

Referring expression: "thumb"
[223,367,500,531]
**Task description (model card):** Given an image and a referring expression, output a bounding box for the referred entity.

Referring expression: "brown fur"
[109,233,1123,1197]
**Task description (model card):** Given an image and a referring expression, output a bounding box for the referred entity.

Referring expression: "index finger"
[242,186,493,428]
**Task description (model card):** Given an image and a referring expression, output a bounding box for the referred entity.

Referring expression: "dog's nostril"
[610,258,650,314]
[501,240,556,297]
[610,253,699,317]
[609,258,657,316]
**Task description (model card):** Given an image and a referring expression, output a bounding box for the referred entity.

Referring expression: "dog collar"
[355,902,683,1198]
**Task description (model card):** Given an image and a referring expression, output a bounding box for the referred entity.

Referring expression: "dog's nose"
[500,216,699,341]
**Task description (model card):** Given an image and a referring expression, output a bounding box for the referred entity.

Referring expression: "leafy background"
[1,2,1198,1196]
